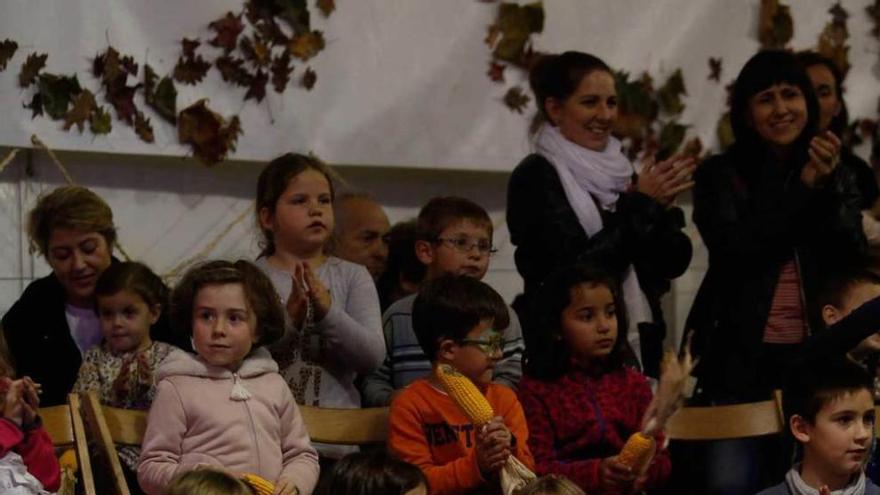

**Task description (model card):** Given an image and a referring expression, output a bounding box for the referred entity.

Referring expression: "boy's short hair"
[816,266,880,309]
[27,185,116,256]
[315,451,427,495]
[416,197,493,242]
[783,357,873,425]
[412,274,509,359]
[170,260,285,347]
[167,469,253,495]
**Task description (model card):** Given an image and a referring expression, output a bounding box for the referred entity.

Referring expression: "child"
[137,260,319,495]
[361,197,525,407]
[376,219,424,312]
[73,262,176,489]
[314,451,427,495]
[519,475,586,495]
[756,357,879,494]
[517,265,670,494]
[388,274,534,495]
[167,469,252,495]
[254,153,383,459]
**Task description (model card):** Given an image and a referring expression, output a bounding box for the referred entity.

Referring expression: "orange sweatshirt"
[389,379,534,495]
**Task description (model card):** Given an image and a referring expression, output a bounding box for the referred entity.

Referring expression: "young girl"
[137,260,320,495]
[254,153,384,458]
[74,262,175,489]
[517,265,670,495]
[314,451,427,495]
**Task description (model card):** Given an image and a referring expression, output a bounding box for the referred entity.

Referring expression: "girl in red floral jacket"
[518,265,670,495]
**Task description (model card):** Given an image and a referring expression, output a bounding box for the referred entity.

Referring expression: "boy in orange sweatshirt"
[388,274,534,495]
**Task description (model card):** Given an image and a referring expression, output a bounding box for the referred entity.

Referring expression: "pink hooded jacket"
[137,348,319,495]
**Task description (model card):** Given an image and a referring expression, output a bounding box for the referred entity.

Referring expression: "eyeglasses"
[435,237,498,256]
[458,333,504,355]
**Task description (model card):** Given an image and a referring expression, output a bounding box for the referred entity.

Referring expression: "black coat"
[507,154,693,377]
[1,268,189,406]
[686,146,867,401]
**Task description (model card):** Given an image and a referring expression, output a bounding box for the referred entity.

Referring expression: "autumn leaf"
[271,52,293,92]
[23,93,43,119]
[216,55,252,86]
[288,30,325,61]
[107,82,140,124]
[0,39,18,71]
[275,0,311,35]
[178,99,242,166]
[173,53,211,85]
[227,116,243,152]
[245,69,269,102]
[493,3,544,65]
[503,86,530,113]
[90,106,112,135]
[246,3,290,45]
[316,0,335,17]
[485,24,501,48]
[716,111,734,150]
[181,38,201,58]
[145,65,177,124]
[38,74,81,120]
[708,57,722,82]
[240,35,272,67]
[759,0,793,49]
[120,55,138,77]
[614,70,657,135]
[210,12,245,53]
[657,69,687,115]
[19,53,48,88]
[134,111,154,143]
[817,2,850,77]
[63,89,97,132]
[144,64,157,96]
[94,47,122,85]
[487,61,506,83]
[657,121,688,160]
[301,66,316,90]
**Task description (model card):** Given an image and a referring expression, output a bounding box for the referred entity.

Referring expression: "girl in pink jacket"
[137,260,319,495]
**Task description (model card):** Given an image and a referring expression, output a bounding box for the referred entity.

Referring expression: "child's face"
[441,319,502,387]
[822,282,880,326]
[260,169,333,256]
[416,220,491,280]
[560,283,618,362]
[97,289,160,354]
[795,389,875,480]
[403,483,428,495]
[191,283,258,371]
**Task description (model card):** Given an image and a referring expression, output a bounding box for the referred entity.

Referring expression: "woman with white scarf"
[507,51,695,378]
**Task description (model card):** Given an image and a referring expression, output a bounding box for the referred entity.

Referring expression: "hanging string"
[162,203,253,280]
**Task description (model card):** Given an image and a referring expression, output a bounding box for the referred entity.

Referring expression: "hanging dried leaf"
[759,0,793,49]
[708,57,722,82]
[144,64,158,96]
[182,38,201,58]
[240,36,272,67]
[716,111,734,150]
[493,3,544,65]
[245,69,269,102]
[23,93,43,119]
[657,121,688,160]
[120,55,138,77]
[89,106,112,135]
[246,2,290,45]
[485,24,501,48]
[107,82,140,125]
[134,111,154,143]
[869,1,880,39]
[614,70,657,140]
[145,65,178,124]
[19,53,48,88]
[94,47,122,85]
[301,66,316,90]
[209,12,245,52]
[488,61,506,83]
[316,0,335,17]
[63,89,97,132]
[271,52,293,92]
[817,2,850,77]
[173,53,211,85]
[216,55,252,86]
[275,0,311,35]
[657,69,687,115]
[0,39,18,71]
[503,86,530,113]
[287,30,325,61]
[38,74,81,120]
[178,99,243,166]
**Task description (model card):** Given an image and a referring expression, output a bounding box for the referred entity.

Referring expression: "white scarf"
[785,465,866,495]
[535,124,654,367]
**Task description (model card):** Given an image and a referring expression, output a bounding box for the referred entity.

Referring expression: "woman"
[2,186,183,406]
[685,50,867,493]
[507,51,694,377]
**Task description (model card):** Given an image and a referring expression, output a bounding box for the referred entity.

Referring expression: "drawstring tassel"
[230,373,252,401]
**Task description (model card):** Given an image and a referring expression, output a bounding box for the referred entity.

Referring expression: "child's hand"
[20,378,40,427]
[303,264,331,321]
[599,456,635,492]
[286,265,308,328]
[274,476,299,495]
[476,418,512,476]
[2,380,25,427]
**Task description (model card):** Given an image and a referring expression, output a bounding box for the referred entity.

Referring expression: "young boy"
[388,275,534,494]
[756,357,879,494]
[360,196,524,406]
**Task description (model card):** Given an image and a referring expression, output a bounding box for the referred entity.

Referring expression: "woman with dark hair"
[685,50,867,493]
[507,51,694,378]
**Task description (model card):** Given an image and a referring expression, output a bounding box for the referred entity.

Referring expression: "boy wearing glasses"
[361,196,524,406]
[388,275,534,494]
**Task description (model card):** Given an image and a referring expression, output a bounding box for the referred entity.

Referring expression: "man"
[332,193,391,281]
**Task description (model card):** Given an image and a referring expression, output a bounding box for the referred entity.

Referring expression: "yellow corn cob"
[617,432,655,474]
[58,449,78,471]
[434,364,495,425]
[241,473,275,495]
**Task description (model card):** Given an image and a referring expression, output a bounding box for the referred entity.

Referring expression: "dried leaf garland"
[274,0,312,35]
[287,30,325,61]
[178,99,243,166]
[94,46,143,126]
[245,69,269,102]
[271,52,293,92]
[89,106,112,135]
[63,89,97,132]
[301,66,316,90]
[708,57,722,82]
[19,53,48,88]
[216,55,252,86]
[0,39,18,71]
[759,0,793,49]
[817,2,850,77]
[144,65,178,124]
[503,86,530,113]
[209,12,245,53]
[316,0,335,17]
[173,38,211,84]
[493,2,544,65]
[24,93,43,119]
[38,74,82,120]
[134,111,154,143]
[240,35,272,67]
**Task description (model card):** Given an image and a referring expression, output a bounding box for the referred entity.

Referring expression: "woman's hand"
[303,263,332,321]
[801,131,841,189]
[636,155,696,206]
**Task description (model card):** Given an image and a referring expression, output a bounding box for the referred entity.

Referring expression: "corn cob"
[617,432,655,474]
[241,473,275,495]
[434,364,495,425]
[58,448,78,471]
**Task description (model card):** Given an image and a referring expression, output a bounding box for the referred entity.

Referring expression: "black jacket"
[1,268,189,406]
[507,154,693,377]
[686,146,867,401]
